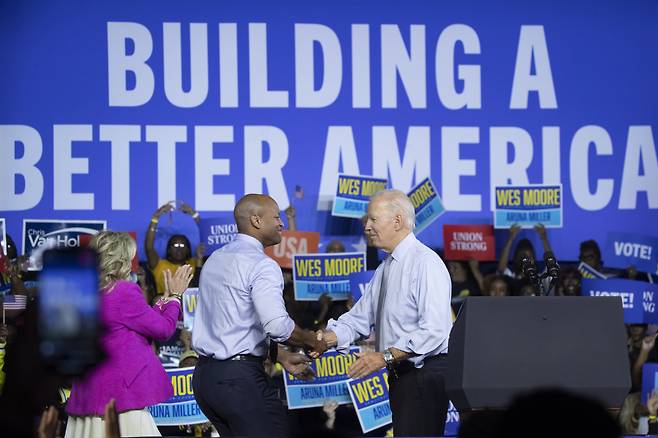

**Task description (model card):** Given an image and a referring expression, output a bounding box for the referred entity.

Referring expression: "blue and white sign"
[444,401,461,436]
[641,363,658,405]
[494,185,562,229]
[293,252,366,301]
[577,262,608,280]
[347,368,392,434]
[582,278,658,324]
[332,175,388,219]
[407,178,445,234]
[22,220,106,270]
[284,347,360,409]
[1,1,657,262]
[349,270,375,303]
[182,288,198,331]
[604,232,658,274]
[199,217,237,256]
[0,219,6,258]
[148,367,208,426]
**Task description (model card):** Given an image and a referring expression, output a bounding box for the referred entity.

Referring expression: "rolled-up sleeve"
[391,257,451,363]
[326,273,377,354]
[251,259,295,343]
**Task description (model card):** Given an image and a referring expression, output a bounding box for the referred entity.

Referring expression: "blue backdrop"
[1,0,657,261]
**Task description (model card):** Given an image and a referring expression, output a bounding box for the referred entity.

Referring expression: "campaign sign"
[582,278,658,324]
[578,262,608,280]
[22,220,106,270]
[347,368,392,434]
[349,270,375,303]
[332,174,387,219]
[407,178,445,234]
[493,185,563,229]
[604,232,658,274]
[148,367,208,426]
[641,363,658,404]
[182,288,198,331]
[444,401,461,436]
[293,252,366,301]
[0,218,6,257]
[284,347,360,409]
[265,231,320,269]
[443,224,496,261]
[156,321,185,368]
[199,217,238,256]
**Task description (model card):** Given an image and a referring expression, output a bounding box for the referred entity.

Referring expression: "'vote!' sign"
[332,174,388,219]
[265,231,320,269]
[582,278,658,324]
[604,232,658,274]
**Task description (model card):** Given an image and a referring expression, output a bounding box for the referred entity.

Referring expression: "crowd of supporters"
[0,200,655,437]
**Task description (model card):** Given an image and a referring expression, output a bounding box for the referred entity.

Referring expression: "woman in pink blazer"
[65,231,193,438]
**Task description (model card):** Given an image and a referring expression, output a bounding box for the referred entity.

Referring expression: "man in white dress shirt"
[317,189,453,436]
[193,194,327,437]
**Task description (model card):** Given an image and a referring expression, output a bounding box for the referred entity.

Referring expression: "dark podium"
[446,296,631,410]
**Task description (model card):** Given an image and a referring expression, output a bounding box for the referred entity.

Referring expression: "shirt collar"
[236,233,265,252]
[390,232,416,262]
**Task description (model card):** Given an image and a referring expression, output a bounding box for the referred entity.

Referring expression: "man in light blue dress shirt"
[192,194,327,437]
[317,189,453,436]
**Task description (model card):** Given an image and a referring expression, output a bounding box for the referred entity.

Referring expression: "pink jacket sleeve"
[120,284,180,341]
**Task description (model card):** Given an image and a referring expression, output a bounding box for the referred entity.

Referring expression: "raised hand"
[642,334,657,352]
[509,224,521,240]
[348,352,386,379]
[154,202,174,218]
[163,265,194,298]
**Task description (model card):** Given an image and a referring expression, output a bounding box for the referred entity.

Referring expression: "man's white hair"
[370,189,416,230]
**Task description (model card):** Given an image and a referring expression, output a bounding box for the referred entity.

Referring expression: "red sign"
[265,231,320,269]
[443,224,496,261]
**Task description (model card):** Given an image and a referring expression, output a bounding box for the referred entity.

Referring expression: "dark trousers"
[388,355,449,437]
[193,356,289,438]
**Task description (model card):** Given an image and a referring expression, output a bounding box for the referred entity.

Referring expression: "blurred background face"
[326,240,345,253]
[167,235,190,263]
[562,271,581,296]
[448,261,467,283]
[489,279,509,297]
[628,324,647,342]
[579,248,601,270]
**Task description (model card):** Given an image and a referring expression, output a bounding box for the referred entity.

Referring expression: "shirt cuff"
[266,315,296,343]
[326,319,352,354]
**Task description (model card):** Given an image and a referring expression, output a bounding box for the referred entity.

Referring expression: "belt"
[393,353,448,377]
[199,354,266,364]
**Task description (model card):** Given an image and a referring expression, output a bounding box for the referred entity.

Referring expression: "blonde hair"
[90,231,136,290]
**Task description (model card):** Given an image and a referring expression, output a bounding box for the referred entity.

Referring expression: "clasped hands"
[308,329,386,379]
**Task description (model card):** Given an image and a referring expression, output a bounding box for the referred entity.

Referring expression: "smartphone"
[38,247,103,376]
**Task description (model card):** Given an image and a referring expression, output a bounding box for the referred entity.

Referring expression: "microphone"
[521,257,538,283]
[543,251,560,278]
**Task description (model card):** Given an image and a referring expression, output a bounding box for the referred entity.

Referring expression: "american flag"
[294,185,304,199]
[3,294,27,310]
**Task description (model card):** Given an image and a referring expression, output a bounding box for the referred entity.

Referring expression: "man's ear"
[394,214,403,231]
[250,215,261,229]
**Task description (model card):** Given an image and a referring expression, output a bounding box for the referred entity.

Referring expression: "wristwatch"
[383,349,395,369]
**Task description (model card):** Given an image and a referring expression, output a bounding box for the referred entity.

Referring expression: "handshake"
[303,329,337,359]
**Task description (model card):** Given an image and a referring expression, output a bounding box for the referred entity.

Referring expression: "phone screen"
[38,247,101,375]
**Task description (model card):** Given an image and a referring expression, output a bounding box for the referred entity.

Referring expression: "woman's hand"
[163,265,194,299]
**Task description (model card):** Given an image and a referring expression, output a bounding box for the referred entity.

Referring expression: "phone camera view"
[38,248,103,376]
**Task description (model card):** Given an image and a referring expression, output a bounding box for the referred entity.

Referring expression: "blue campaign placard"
[0,218,6,256]
[641,363,658,404]
[22,219,106,270]
[582,278,658,324]
[199,217,238,256]
[284,347,360,409]
[148,367,209,426]
[347,368,392,434]
[577,262,608,280]
[604,232,658,274]
[332,174,388,219]
[182,288,198,331]
[349,270,375,303]
[443,401,461,436]
[407,178,445,234]
[293,252,366,301]
[493,185,562,229]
